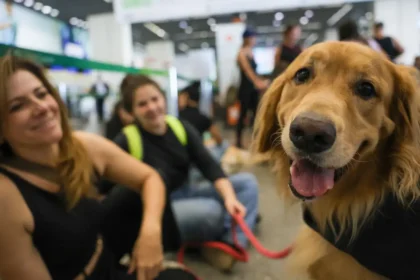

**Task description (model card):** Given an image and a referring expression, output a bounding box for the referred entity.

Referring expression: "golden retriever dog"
[253,41,420,280]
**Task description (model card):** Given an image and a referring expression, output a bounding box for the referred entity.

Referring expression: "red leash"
[177,213,292,263]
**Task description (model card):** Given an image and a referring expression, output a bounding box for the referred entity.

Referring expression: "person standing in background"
[339,20,386,56]
[272,24,302,79]
[90,74,110,123]
[236,28,268,148]
[414,56,420,71]
[179,81,223,145]
[373,22,404,62]
[0,0,16,46]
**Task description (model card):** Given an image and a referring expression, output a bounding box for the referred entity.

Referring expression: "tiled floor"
[74,116,304,280]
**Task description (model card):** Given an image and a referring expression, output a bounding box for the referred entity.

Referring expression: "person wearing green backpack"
[110,75,259,272]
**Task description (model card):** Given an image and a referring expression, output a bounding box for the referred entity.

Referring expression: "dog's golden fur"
[253,41,420,279]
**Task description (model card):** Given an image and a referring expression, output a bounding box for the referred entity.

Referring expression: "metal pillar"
[167,66,179,117]
[199,79,213,117]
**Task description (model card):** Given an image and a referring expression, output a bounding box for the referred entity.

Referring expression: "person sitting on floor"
[106,74,260,272]
[179,81,223,145]
[0,54,166,280]
[105,100,134,140]
[105,74,136,140]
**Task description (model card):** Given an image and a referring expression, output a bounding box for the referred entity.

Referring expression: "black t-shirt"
[303,194,420,280]
[374,36,400,61]
[113,120,225,192]
[179,106,212,137]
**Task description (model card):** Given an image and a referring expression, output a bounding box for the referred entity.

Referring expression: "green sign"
[123,0,153,9]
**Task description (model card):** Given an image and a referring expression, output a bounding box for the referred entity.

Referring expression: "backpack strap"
[165,115,188,146]
[123,124,143,160]
[123,116,187,160]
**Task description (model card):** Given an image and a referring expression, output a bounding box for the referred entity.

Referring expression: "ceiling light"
[24,0,34,7]
[365,12,373,20]
[305,10,314,18]
[201,42,209,48]
[33,2,43,10]
[239,13,247,21]
[273,20,281,27]
[104,0,112,2]
[300,16,309,25]
[41,5,52,14]
[70,17,79,25]
[303,32,319,48]
[14,0,24,3]
[179,21,188,29]
[207,18,216,26]
[50,9,59,17]
[144,23,168,39]
[327,4,353,26]
[185,27,193,34]
[179,43,189,52]
[157,30,166,38]
[275,12,284,21]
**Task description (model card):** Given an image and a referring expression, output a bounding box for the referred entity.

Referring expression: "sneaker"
[200,247,237,272]
[256,213,262,224]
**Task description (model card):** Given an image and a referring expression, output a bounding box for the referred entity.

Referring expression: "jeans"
[171,172,259,248]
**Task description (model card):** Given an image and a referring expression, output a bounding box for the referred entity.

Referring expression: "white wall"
[374,0,420,65]
[254,47,276,75]
[88,13,133,66]
[175,53,191,90]
[215,22,245,104]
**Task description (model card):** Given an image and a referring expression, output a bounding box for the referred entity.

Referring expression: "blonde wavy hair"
[0,53,93,209]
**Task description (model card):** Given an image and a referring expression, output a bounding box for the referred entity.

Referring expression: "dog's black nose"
[289,113,336,154]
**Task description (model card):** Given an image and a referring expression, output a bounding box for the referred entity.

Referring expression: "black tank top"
[239,56,257,87]
[0,168,131,280]
[303,194,420,280]
[279,44,302,64]
[238,55,258,97]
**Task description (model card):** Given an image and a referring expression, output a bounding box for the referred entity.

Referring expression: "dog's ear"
[252,75,286,153]
[389,65,420,200]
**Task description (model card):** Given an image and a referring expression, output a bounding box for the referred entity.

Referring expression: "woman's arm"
[392,37,404,57]
[209,124,224,145]
[237,48,260,84]
[76,131,165,279]
[274,46,282,67]
[183,123,247,217]
[76,132,166,228]
[0,176,52,280]
[183,122,226,182]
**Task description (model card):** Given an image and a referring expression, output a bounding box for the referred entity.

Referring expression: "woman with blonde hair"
[0,54,166,280]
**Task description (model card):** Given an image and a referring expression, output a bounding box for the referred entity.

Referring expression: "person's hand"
[128,223,163,280]
[254,78,269,91]
[224,196,247,218]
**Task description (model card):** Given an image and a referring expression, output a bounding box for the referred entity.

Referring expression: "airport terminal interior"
[0,0,419,279]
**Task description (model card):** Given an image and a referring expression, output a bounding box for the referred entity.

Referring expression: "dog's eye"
[355,81,376,100]
[294,68,311,84]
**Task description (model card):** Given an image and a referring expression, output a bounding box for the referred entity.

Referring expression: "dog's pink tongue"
[290,159,335,197]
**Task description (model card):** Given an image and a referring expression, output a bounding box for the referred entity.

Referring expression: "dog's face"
[254,41,420,201]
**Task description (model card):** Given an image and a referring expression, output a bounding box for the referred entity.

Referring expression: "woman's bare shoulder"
[72,131,116,174]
